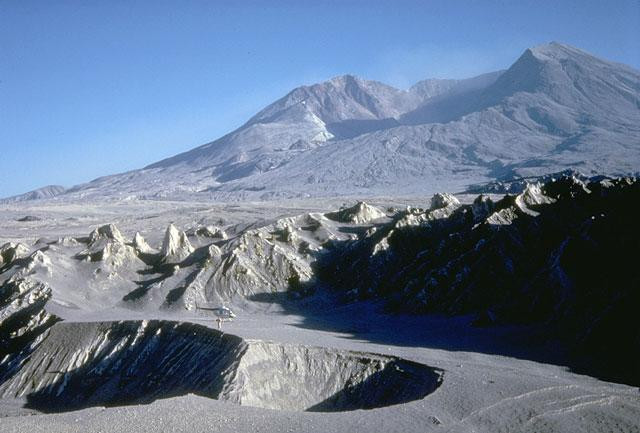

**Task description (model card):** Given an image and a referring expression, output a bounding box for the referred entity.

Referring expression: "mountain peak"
[325,74,364,86]
[247,73,414,129]
[527,41,594,61]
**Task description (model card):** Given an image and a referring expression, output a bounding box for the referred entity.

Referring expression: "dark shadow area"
[308,359,442,412]
[22,321,241,413]
[163,268,202,306]
[13,320,441,414]
[249,177,640,387]
[0,245,48,274]
[250,293,569,369]
[16,215,42,222]
[122,274,168,302]
[0,279,62,389]
[122,245,212,303]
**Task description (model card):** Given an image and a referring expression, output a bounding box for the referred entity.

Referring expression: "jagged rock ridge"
[1,176,638,386]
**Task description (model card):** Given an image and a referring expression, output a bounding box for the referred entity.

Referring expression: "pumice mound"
[325,201,387,224]
[160,223,194,263]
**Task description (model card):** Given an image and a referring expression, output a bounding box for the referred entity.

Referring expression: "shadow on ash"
[0,320,442,413]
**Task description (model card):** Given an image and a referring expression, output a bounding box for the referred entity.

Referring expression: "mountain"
[0,185,66,204]
[16,42,640,201]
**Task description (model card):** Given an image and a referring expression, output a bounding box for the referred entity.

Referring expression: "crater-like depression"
[0,320,442,412]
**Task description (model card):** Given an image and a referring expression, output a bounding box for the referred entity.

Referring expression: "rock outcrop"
[160,224,194,263]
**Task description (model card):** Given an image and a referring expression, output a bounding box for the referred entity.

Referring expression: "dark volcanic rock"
[317,176,640,385]
[16,215,42,222]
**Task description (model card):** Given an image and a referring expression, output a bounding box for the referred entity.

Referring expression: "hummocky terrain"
[1,42,640,433]
[1,174,639,432]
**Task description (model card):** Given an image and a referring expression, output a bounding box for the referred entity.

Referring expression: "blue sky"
[1,1,639,198]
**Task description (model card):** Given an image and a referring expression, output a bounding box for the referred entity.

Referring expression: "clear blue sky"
[1,0,639,197]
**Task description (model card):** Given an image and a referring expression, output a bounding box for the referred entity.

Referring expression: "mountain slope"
[0,186,66,204]
[17,42,640,202]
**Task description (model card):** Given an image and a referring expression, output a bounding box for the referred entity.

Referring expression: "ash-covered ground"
[1,175,639,433]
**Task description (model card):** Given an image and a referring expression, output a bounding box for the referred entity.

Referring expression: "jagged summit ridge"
[247,74,417,126]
